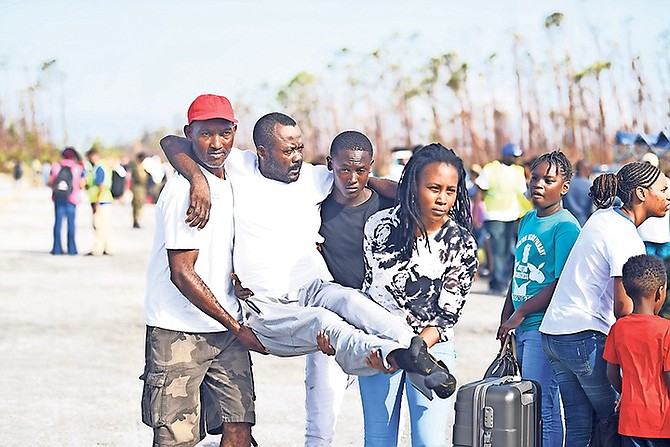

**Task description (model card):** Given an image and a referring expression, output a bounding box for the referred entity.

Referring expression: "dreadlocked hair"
[590,161,661,209]
[530,150,573,181]
[395,143,472,259]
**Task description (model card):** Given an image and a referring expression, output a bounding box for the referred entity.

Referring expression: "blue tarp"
[616,130,670,148]
[656,131,670,150]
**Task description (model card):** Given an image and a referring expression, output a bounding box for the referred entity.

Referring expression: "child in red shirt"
[603,254,670,446]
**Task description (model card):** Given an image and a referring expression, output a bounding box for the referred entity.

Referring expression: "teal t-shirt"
[512,209,581,331]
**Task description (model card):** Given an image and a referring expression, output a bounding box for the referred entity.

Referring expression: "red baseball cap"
[187,94,238,125]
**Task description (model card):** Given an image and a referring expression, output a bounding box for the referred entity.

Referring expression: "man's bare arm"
[160,135,211,229]
[368,177,397,200]
[167,248,267,354]
[613,277,634,318]
[606,362,622,394]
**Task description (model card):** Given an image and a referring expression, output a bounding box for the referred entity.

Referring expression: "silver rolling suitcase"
[452,375,542,447]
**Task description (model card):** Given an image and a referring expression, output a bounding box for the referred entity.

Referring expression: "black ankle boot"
[395,336,457,398]
[425,365,457,398]
[394,336,427,373]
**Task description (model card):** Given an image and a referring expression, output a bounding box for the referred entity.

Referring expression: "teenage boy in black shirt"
[307,130,395,447]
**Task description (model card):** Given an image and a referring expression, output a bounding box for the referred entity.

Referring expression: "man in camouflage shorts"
[141,328,256,446]
[142,95,266,447]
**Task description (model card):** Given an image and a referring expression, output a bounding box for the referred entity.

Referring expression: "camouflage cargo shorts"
[141,326,256,447]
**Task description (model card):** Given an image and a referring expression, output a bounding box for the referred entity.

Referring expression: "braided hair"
[395,143,472,258]
[590,161,661,209]
[530,150,573,181]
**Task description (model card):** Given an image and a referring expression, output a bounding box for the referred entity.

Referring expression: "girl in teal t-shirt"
[497,151,581,447]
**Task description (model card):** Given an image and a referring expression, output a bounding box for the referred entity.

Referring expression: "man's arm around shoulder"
[160,135,211,229]
[368,176,397,200]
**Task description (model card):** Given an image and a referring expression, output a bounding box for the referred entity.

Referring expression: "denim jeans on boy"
[358,340,456,447]
[542,330,617,447]
[52,199,77,255]
[516,329,563,447]
[622,436,670,447]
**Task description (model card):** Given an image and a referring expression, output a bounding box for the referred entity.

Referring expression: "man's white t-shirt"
[540,207,645,336]
[144,166,241,332]
[226,148,333,298]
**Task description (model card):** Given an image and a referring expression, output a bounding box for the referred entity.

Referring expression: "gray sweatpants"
[242,279,415,376]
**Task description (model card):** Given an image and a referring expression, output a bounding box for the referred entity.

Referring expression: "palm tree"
[575,61,612,161]
[276,71,323,161]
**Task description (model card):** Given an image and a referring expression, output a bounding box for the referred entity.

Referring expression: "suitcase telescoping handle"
[472,377,503,447]
[516,380,535,405]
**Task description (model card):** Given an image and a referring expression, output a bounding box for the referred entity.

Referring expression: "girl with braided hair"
[540,161,670,446]
[359,143,478,447]
[497,150,580,447]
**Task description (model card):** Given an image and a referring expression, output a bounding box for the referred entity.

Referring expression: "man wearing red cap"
[160,100,458,445]
[142,94,262,447]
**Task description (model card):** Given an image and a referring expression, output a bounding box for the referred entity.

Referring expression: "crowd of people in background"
[42,146,170,256]
[7,92,670,447]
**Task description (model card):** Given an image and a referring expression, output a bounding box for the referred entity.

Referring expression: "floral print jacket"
[362,206,478,342]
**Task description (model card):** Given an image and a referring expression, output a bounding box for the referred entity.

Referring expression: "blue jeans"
[516,329,563,447]
[484,220,517,291]
[622,436,670,447]
[52,200,77,255]
[542,331,617,447]
[358,340,456,447]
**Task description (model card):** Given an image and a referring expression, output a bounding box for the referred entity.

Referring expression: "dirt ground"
[0,175,502,446]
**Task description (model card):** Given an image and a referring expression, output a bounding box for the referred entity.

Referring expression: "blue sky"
[0,0,665,150]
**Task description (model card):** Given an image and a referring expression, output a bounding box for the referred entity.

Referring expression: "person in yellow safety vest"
[85,148,114,255]
[473,142,528,295]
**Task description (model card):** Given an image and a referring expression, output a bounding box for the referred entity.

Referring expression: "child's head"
[528,151,572,215]
[622,254,667,314]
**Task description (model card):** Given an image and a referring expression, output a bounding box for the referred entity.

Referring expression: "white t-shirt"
[637,213,670,244]
[144,167,241,332]
[539,207,645,336]
[226,148,333,297]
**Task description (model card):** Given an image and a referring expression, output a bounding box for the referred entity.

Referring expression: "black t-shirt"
[319,189,395,288]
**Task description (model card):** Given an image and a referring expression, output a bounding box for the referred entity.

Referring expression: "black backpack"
[111,167,127,199]
[53,164,73,201]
